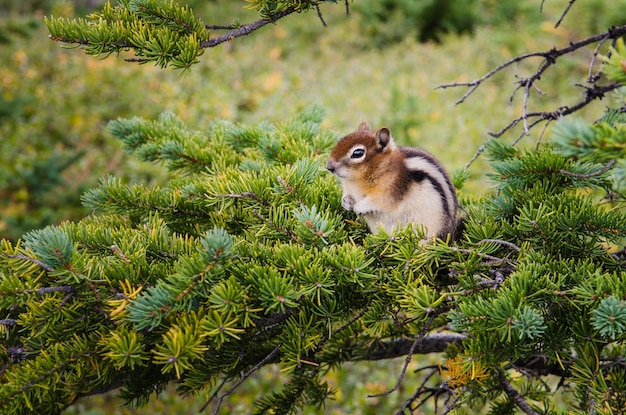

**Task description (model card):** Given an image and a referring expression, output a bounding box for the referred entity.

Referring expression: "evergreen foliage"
[44,0,345,71]
[2,1,626,414]
[46,0,210,70]
[1,103,625,414]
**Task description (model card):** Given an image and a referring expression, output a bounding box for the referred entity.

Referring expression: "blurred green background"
[1,0,624,412]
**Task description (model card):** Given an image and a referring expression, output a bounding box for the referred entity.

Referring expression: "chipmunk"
[326,122,461,240]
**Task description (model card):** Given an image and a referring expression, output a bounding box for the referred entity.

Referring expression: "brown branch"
[439,26,626,103]
[438,24,626,142]
[488,82,621,140]
[560,159,617,178]
[35,286,74,296]
[554,0,577,29]
[449,246,508,266]
[204,0,351,48]
[357,333,466,362]
[202,7,299,48]
[315,4,327,27]
[4,254,54,272]
[211,343,282,415]
[367,309,454,399]
[395,366,450,415]
[477,239,521,252]
[367,335,426,398]
[499,372,542,415]
[314,307,370,353]
[587,33,610,83]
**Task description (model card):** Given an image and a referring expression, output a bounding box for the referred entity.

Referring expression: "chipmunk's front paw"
[353,198,378,216]
[342,194,356,211]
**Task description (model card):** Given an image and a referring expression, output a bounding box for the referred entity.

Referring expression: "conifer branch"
[449,246,508,266]
[252,209,300,242]
[253,310,293,329]
[3,99,625,412]
[214,191,270,206]
[314,307,370,352]
[75,381,126,400]
[45,1,348,70]
[2,349,96,405]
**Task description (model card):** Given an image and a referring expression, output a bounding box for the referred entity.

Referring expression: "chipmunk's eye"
[351,148,365,159]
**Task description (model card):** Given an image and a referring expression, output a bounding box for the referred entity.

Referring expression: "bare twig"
[438,50,555,106]
[315,4,327,27]
[441,393,462,415]
[439,26,625,103]
[464,144,486,170]
[358,333,466,361]
[449,246,508,266]
[395,366,445,415]
[587,34,610,83]
[438,24,626,141]
[211,344,282,415]
[533,120,552,149]
[560,159,617,178]
[488,82,621,140]
[4,254,54,272]
[367,336,424,399]
[198,377,228,413]
[367,312,447,399]
[499,373,542,415]
[554,0,576,28]
[35,286,74,295]
[477,239,521,252]
[203,7,300,48]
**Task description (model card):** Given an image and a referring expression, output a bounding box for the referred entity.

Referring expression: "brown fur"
[328,127,406,206]
[327,123,462,239]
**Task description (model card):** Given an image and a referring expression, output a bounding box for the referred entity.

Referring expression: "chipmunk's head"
[326,122,396,180]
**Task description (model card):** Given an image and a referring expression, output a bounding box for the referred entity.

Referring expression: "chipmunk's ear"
[357,122,371,131]
[376,127,392,150]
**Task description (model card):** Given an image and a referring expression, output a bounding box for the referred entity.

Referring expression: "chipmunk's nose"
[326,160,336,173]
